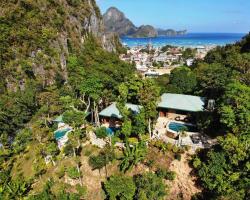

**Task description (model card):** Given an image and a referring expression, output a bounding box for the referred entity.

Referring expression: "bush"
[95,127,108,139]
[128,137,139,144]
[172,145,180,153]
[193,157,202,169]
[111,136,122,145]
[83,149,92,157]
[76,184,87,198]
[104,175,136,200]
[56,166,65,179]
[175,153,181,161]
[145,159,155,168]
[156,168,176,180]
[66,167,80,179]
[151,140,169,153]
[134,172,167,200]
[164,171,176,181]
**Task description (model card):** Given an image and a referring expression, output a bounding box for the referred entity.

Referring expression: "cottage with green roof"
[157,93,205,117]
[99,102,142,127]
[98,93,205,127]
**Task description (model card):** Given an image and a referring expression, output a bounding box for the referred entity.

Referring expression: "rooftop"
[99,103,142,119]
[53,115,63,123]
[158,93,205,112]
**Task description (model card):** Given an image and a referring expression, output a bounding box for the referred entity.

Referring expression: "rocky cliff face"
[131,25,158,38]
[158,29,187,36]
[103,7,187,38]
[0,0,119,92]
[103,7,137,36]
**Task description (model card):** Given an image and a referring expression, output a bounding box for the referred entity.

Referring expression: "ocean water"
[121,33,245,47]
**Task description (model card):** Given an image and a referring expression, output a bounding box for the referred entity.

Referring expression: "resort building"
[157,93,205,119]
[155,93,205,141]
[98,93,207,148]
[99,93,205,126]
[99,102,142,128]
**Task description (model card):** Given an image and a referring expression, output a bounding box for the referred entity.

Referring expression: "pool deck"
[153,117,205,150]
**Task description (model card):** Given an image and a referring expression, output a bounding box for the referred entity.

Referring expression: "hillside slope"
[0,0,120,92]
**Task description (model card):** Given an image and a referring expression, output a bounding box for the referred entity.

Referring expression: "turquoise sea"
[121,33,245,47]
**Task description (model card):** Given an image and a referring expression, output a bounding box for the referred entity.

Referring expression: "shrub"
[165,171,176,181]
[95,127,108,139]
[156,168,176,180]
[83,149,92,157]
[111,136,122,145]
[145,159,155,168]
[151,140,169,153]
[175,153,181,161]
[56,166,65,179]
[128,137,139,144]
[76,184,87,198]
[104,175,136,200]
[172,145,180,153]
[66,167,80,179]
[134,172,167,200]
[193,157,202,169]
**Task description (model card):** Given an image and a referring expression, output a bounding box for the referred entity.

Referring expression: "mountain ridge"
[103,7,187,38]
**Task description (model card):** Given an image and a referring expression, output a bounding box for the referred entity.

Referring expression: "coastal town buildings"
[120,44,215,77]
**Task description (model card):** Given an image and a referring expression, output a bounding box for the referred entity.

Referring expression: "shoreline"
[121,32,245,48]
[122,43,218,49]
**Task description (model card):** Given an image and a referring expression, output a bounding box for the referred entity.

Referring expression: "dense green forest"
[0,0,249,199]
[155,34,250,199]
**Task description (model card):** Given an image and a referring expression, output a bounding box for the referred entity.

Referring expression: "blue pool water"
[54,127,72,140]
[121,33,245,47]
[168,122,197,132]
[106,127,120,136]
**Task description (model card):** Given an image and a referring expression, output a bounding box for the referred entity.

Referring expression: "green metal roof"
[158,93,205,112]
[53,115,63,123]
[53,112,91,123]
[99,103,142,119]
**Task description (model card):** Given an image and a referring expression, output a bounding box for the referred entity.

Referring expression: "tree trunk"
[105,164,108,178]
[94,101,100,127]
[76,163,83,186]
[51,157,56,166]
[148,118,152,139]
[76,139,81,156]
[93,101,96,125]
[96,105,100,127]
[85,97,91,113]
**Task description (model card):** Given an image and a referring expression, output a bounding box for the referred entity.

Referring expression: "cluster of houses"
[120,44,183,72]
[120,44,215,78]
[54,93,213,149]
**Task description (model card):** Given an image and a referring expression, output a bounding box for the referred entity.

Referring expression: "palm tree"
[4,178,31,199]
[120,142,147,173]
[178,126,188,146]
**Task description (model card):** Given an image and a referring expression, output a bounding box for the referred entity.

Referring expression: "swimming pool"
[106,127,121,137]
[54,127,72,140]
[168,122,197,133]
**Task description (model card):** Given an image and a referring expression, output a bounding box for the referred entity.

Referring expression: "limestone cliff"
[103,7,187,38]
[0,0,119,92]
[157,29,187,36]
[131,25,158,38]
[103,7,137,36]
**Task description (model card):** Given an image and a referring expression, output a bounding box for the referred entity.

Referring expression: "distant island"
[103,7,187,38]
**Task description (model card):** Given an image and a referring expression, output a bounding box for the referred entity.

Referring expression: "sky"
[97,0,250,33]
